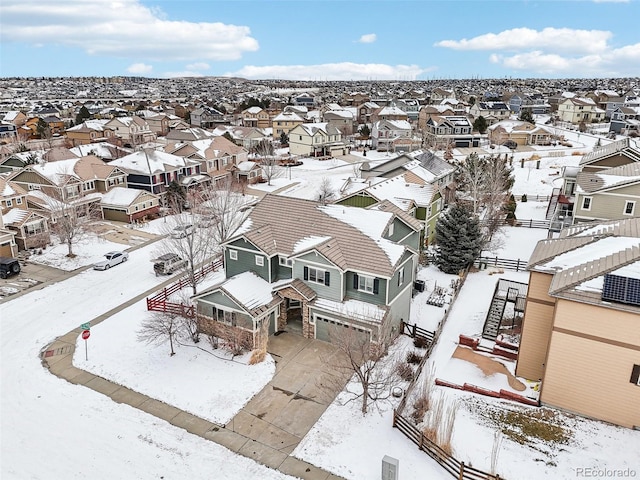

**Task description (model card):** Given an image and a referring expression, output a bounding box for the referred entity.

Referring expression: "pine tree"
[435,204,483,274]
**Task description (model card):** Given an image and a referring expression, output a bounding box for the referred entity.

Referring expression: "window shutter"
[373,278,380,294]
[324,271,330,286]
[398,269,401,286]
[353,273,359,289]
[631,364,640,385]
[303,266,308,280]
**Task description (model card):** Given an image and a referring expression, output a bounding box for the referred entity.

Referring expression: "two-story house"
[104,115,155,147]
[241,107,270,129]
[487,120,554,147]
[371,119,415,152]
[424,115,479,148]
[356,101,380,125]
[272,111,305,140]
[65,119,113,146]
[609,106,640,135]
[288,122,347,157]
[108,149,202,196]
[191,106,225,129]
[557,97,605,124]
[193,194,421,351]
[323,109,355,137]
[517,217,640,428]
[469,101,511,125]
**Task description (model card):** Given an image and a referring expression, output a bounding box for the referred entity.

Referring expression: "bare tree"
[455,152,485,215]
[482,155,514,240]
[317,176,336,205]
[199,177,251,244]
[322,313,397,414]
[137,312,180,356]
[252,139,280,186]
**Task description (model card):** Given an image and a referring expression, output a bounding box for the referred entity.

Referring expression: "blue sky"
[1,0,639,79]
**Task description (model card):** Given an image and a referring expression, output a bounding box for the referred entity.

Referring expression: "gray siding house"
[193,194,422,351]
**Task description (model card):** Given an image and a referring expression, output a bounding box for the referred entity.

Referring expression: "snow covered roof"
[109,149,198,174]
[216,271,279,314]
[366,175,436,209]
[232,195,417,277]
[101,187,150,207]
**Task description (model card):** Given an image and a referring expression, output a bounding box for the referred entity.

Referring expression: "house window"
[398,267,405,286]
[6,199,12,207]
[279,256,293,267]
[212,306,236,325]
[359,275,375,293]
[304,266,330,286]
[624,201,635,215]
[255,255,264,266]
[388,223,394,236]
[631,364,640,386]
[582,197,592,211]
[16,197,22,205]
[229,249,238,260]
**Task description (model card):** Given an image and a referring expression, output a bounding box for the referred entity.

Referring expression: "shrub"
[411,395,430,423]
[414,336,429,349]
[406,351,423,364]
[396,362,414,381]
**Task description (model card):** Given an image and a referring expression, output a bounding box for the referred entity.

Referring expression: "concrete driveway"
[226,332,351,461]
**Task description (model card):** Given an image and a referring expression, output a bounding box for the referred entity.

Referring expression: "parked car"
[503,140,518,150]
[93,251,129,270]
[0,257,21,279]
[153,253,188,276]
[170,224,194,239]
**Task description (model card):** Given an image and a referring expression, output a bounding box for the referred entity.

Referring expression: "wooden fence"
[401,321,435,345]
[393,412,501,480]
[475,256,528,272]
[512,194,550,202]
[146,257,223,317]
[481,218,550,229]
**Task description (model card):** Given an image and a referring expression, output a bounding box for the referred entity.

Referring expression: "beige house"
[288,122,347,157]
[0,213,18,257]
[104,116,155,146]
[517,218,640,428]
[241,107,270,129]
[100,186,160,223]
[487,120,554,146]
[65,120,113,146]
[557,97,605,124]
[272,111,304,140]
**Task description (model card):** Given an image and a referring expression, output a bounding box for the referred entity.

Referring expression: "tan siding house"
[517,218,640,428]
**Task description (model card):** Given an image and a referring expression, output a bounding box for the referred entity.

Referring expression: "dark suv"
[0,257,21,279]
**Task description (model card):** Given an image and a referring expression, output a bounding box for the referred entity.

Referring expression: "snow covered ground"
[4,140,639,480]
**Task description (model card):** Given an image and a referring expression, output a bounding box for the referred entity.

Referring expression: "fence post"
[494,256,498,266]
[412,324,416,338]
[458,461,465,480]
[516,259,520,272]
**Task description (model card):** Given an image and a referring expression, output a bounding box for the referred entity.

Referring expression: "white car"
[171,224,195,239]
[93,251,129,270]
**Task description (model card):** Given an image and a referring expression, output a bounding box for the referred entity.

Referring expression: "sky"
[0,0,639,80]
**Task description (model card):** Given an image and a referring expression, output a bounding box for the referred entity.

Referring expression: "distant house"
[517,217,640,428]
[424,115,479,148]
[323,109,355,137]
[371,105,408,123]
[1,208,49,251]
[272,111,304,140]
[371,119,415,152]
[291,92,316,108]
[288,123,348,157]
[108,149,202,196]
[0,212,18,258]
[193,194,420,351]
[104,116,155,147]
[65,119,113,146]
[557,97,605,124]
[609,106,640,135]
[417,105,455,132]
[241,107,270,129]
[356,101,380,124]
[191,106,225,128]
[2,111,27,128]
[469,101,511,125]
[430,88,455,104]
[487,120,553,147]
[212,125,269,150]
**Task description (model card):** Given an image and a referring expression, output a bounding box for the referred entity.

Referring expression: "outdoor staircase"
[546,188,560,220]
[481,296,507,341]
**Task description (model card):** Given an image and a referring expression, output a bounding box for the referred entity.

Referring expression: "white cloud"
[224,62,435,81]
[490,43,640,76]
[185,62,210,72]
[0,0,258,61]
[358,33,377,44]
[435,27,612,54]
[126,63,152,74]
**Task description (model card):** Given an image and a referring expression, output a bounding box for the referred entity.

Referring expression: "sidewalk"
[41,281,347,480]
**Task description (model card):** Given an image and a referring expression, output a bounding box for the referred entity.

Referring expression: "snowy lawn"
[73,285,276,425]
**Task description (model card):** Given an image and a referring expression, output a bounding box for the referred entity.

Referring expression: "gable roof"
[579,137,640,166]
[229,195,416,277]
[576,161,640,194]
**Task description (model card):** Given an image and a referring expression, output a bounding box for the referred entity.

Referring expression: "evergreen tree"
[473,115,488,133]
[359,124,371,138]
[519,110,534,123]
[279,131,289,146]
[435,204,483,274]
[75,105,91,125]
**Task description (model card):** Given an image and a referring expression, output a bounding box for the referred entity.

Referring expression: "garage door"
[315,316,370,344]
